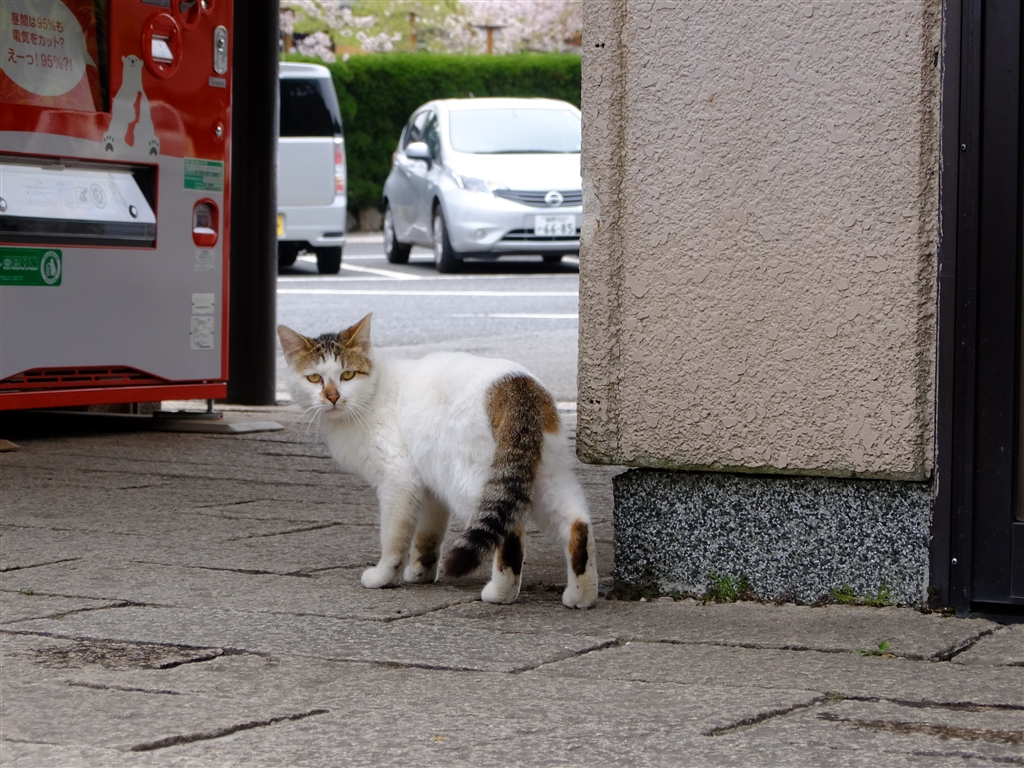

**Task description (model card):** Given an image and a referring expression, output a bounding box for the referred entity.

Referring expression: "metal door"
[940,0,1024,616]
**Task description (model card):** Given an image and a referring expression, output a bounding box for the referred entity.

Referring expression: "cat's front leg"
[362,485,420,589]
[403,491,450,584]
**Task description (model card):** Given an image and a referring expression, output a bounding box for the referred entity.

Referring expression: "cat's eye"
[341,370,355,381]
[306,374,322,383]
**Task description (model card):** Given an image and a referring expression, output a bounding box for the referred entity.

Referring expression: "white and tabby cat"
[278,314,598,608]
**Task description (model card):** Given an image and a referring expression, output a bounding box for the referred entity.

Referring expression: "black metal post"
[227,0,279,404]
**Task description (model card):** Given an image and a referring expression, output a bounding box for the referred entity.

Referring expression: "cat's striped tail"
[442,374,559,578]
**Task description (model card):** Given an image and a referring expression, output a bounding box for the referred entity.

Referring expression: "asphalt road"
[275,235,581,402]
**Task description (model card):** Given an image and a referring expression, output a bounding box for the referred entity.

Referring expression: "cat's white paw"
[403,562,437,584]
[362,565,401,589]
[481,579,520,604]
[562,579,598,609]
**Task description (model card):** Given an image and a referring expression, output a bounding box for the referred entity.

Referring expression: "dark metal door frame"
[934,0,1023,617]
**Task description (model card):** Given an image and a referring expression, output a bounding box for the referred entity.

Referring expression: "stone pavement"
[1,404,1021,767]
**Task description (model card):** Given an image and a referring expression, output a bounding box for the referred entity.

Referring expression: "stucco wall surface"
[578,0,940,480]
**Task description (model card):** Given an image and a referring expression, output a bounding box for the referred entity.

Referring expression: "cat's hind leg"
[534,452,599,609]
[561,517,598,609]
[481,524,524,604]
[362,484,420,589]
[404,490,450,584]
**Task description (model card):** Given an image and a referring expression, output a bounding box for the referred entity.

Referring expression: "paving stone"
[9,604,614,673]
[2,414,1020,768]
[422,597,999,660]
[59,665,819,768]
[0,559,481,620]
[951,623,1024,666]
[706,697,1024,766]
[535,641,1024,708]
[0,593,122,625]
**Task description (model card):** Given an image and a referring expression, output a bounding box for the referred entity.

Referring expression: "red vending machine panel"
[0,0,233,409]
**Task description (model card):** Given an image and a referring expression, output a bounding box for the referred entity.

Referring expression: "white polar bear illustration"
[103,55,160,156]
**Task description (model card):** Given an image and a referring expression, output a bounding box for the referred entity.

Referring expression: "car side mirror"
[405,141,432,167]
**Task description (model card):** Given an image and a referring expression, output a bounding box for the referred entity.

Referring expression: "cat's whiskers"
[287,400,325,443]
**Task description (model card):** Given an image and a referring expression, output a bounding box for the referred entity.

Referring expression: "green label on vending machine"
[184,158,224,191]
[0,247,62,286]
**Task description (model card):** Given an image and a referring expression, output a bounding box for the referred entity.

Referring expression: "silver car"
[381,97,581,272]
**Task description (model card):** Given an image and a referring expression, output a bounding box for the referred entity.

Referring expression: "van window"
[280,79,341,137]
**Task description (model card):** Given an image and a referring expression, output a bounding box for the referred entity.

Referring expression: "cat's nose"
[325,392,339,404]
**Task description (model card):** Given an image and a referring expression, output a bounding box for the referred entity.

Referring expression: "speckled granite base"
[613,469,933,606]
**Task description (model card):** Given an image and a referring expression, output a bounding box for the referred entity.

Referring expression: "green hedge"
[284,53,582,212]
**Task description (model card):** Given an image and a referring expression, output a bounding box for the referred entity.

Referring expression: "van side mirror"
[405,141,432,168]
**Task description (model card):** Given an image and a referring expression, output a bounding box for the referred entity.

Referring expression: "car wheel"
[432,207,461,274]
[383,204,412,264]
[278,242,300,267]
[315,246,342,275]
[543,254,563,263]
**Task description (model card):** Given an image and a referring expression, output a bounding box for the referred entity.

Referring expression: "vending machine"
[0,0,233,410]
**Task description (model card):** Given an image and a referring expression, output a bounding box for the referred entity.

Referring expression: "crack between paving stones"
[371,660,481,672]
[625,637,967,662]
[817,712,1024,745]
[223,522,346,541]
[511,639,624,675]
[0,589,169,606]
[2,523,149,538]
[1,629,263,663]
[63,465,349,488]
[835,696,1024,716]
[127,561,315,579]
[129,709,330,752]
[908,748,1024,765]
[937,628,998,662]
[0,558,81,573]
[5,600,148,623]
[703,695,828,737]
[66,680,183,696]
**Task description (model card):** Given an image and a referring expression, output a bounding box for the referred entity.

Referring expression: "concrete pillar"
[579,0,942,605]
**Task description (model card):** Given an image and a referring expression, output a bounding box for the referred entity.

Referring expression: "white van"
[277,62,347,274]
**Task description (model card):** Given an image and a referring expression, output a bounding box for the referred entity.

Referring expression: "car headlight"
[451,169,506,194]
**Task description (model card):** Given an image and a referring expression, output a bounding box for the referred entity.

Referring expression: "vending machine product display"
[0,0,233,409]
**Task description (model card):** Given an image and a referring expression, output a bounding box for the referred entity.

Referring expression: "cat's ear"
[340,313,372,351]
[277,325,313,365]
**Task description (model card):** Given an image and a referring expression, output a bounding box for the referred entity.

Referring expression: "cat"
[277,313,598,609]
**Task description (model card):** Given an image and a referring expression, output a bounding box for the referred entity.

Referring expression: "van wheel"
[278,242,300,267]
[432,208,460,273]
[383,204,411,264]
[315,247,342,274]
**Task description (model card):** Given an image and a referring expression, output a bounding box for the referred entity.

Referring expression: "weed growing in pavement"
[830,584,895,607]
[704,574,753,603]
[17,588,34,596]
[854,641,895,657]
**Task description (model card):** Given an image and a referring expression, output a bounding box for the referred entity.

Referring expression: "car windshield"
[448,108,581,154]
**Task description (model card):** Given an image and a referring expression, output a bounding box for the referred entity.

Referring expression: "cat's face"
[278,314,376,421]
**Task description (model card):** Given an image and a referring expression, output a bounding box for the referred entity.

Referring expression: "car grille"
[501,228,581,242]
[493,189,583,207]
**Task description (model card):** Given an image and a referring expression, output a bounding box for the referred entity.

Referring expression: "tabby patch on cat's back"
[277,314,599,609]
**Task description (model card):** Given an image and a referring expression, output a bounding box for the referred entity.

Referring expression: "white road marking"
[280,271,573,283]
[340,263,423,280]
[449,313,579,319]
[278,289,578,297]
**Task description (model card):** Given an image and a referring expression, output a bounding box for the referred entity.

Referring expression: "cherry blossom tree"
[444,1,582,54]
[280,1,399,60]
[280,0,582,60]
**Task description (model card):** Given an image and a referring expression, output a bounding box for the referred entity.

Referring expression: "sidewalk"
[1,404,1021,767]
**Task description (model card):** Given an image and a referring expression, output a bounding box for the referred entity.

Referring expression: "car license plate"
[534,215,575,237]
[277,214,284,237]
